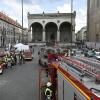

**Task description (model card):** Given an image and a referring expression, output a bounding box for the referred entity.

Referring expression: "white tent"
[14,43,24,48]
[14,43,30,51]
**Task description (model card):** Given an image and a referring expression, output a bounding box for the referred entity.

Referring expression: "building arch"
[45,22,58,42]
[59,22,72,42]
[31,22,43,42]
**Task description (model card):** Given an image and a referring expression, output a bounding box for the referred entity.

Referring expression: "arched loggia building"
[45,22,57,42]
[31,22,43,42]
[28,12,76,43]
[60,22,72,42]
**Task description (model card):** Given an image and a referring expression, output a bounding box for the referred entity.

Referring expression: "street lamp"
[71,0,73,44]
[22,0,23,43]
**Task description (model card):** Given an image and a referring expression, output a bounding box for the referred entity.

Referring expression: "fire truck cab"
[38,47,58,67]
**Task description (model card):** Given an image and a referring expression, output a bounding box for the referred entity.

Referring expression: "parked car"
[0,57,6,74]
[94,51,100,60]
[23,50,33,60]
[84,51,95,57]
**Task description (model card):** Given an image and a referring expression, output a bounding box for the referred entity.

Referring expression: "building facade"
[87,0,100,42]
[76,26,87,42]
[0,12,22,47]
[28,12,76,43]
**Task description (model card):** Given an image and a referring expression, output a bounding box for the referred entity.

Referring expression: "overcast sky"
[0,0,87,32]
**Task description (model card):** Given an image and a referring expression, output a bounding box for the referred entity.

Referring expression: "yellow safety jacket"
[45,88,52,97]
[4,56,14,62]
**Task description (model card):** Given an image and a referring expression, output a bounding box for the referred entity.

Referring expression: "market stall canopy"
[14,43,30,51]
[14,43,24,48]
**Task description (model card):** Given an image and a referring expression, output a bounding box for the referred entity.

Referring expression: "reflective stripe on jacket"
[45,88,52,97]
[4,56,14,62]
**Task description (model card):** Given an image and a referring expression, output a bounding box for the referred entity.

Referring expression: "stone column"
[57,29,60,42]
[42,29,45,42]
[72,31,75,42]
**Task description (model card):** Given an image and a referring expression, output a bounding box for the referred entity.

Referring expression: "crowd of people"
[3,51,25,68]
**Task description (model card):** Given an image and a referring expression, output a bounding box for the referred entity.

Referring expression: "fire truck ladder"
[61,56,100,81]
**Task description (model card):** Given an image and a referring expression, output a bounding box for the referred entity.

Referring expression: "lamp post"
[71,0,73,44]
[22,0,23,43]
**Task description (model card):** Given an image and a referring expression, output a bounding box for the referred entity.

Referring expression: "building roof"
[28,12,76,19]
[76,26,87,34]
[0,12,21,28]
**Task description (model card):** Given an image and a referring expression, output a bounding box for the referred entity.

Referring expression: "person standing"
[4,53,14,68]
[13,52,17,65]
[19,51,23,65]
[19,51,25,65]
[45,82,53,100]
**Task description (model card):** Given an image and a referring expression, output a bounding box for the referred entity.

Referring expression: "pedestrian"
[45,82,53,100]
[10,52,15,68]
[19,51,25,65]
[22,50,25,64]
[16,53,20,64]
[13,52,17,65]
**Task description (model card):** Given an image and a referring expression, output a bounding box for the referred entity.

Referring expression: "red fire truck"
[39,52,100,100]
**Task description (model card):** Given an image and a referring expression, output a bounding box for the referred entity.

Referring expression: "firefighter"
[19,51,25,65]
[45,82,53,100]
[19,51,22,65]
[13,52,17,65]
[10,52,15,67]
[4,53,14,68]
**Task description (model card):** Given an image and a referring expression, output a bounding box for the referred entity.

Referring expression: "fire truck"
[39,50,100,100]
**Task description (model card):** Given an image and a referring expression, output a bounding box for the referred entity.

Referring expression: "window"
[95,23,100,38]
[96,34,99,42]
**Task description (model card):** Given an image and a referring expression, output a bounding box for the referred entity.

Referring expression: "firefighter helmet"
[47,82,52,87]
